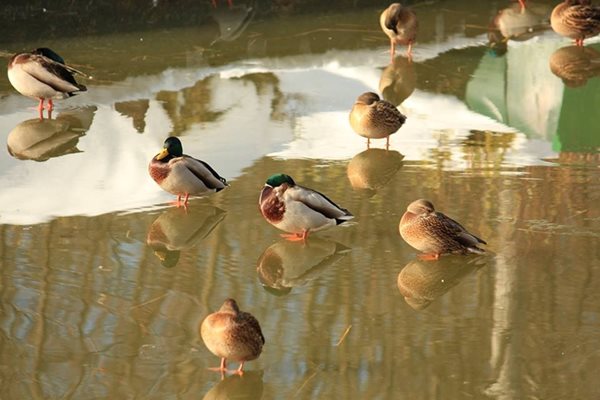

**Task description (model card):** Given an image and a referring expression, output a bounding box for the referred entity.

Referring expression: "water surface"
[1,1,599,399]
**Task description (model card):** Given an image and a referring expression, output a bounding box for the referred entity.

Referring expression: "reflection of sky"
[0,34,571,224]
[466,32,600,140]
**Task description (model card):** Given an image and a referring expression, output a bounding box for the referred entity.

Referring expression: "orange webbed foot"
[280,233,306,242]
[417,253,440,261]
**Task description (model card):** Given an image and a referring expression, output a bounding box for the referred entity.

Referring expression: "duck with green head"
[148,136,228,207]
[259,174,354,241]
[7,48,88,119]
[399,199,487,260]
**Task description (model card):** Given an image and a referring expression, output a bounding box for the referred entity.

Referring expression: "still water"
[1,0,599,398]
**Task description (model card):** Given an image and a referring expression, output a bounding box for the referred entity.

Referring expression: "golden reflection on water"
[257,238,350,296]
[6,106,97,161]
[397,256,488,310]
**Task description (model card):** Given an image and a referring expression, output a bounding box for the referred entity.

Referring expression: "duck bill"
[155,148,169,160]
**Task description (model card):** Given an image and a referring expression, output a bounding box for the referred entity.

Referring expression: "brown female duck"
[380,3,418,61]
[200,298,265,375]
[399,199,487,260]
[349,92,406,149]
[551,0,600,46]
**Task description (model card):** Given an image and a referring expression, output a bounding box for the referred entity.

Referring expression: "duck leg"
[280,230,309,242]
[233,361,245,376]
[518,0,525,10]
[417,253,440,261]
[37,98,45,119]
[46,99,54,112]
[406,41,413,62]
[208,357,228,377]
[385,136,390,150]
[389,39,396,63]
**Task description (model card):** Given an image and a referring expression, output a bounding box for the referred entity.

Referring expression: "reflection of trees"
[459,130,517,170]
[156,76,224,136]
[114,99,150,133]
[157,72,287,136]
[414,47,487,98]
[1,152,599,397]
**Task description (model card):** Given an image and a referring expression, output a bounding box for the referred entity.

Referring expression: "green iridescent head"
[265,173,295,187]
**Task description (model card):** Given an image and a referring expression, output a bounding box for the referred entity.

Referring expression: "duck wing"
[433,211,487,247]
[286,185,353,223]
[21,54,86,93]
[563,5,600,32]
[238,311,265,346]
[182,155,227,190]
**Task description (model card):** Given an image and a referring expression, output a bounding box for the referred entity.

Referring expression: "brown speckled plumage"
[349,92,406,148]
[380,3,418,60]
[399,199,486,258]
[551,0,600,46]
[200,298,264,374]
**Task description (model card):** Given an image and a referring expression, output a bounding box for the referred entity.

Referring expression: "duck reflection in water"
[257,238,351,296]
[347,148,404,196]
[397,256,487,310]
[487,1,551,56]
[379,55,416,107]
[146,205,226,268]
[7,106,97,161]
[203,370,263,398]
[549,45,600,88]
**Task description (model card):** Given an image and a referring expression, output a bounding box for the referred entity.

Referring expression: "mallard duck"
[200,298,265,375]
[349,92,406,149]
[148,136,228,207]
[380,3,418,62]
[7,48,87,118]
[399,199,487,260]
[259,174,353,241]
[551,0,600,46]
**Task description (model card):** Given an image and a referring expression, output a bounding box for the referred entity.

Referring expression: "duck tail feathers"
[467,246,486,255]
[335,214,354,225]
